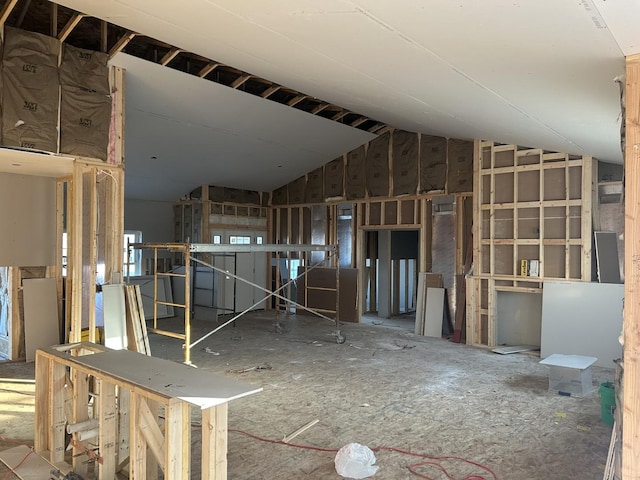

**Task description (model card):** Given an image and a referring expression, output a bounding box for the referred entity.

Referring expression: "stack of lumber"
[124,284,151,355]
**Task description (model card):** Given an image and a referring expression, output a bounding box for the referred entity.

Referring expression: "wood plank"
[71,367,89,476]
[34,355,50,453]
[622,52,640,480]
[165,398,190,479]
[129,393,147,479]
[98,380,117,480]
[50,362,66,464]
[202,404,228,480]
[138,397,165,472]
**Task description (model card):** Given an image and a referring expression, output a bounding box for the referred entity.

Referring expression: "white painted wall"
[124,198,174,257]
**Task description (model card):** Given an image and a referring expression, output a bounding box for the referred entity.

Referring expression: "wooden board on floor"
[23,278,58,362]
[0,444,67,480]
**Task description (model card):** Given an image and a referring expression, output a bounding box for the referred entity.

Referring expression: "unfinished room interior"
[1,0,640,479]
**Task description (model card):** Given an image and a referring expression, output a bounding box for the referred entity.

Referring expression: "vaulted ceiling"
[5,0,638,201]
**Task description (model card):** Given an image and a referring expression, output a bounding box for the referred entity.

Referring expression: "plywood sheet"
[541,281,623,367]
[23,278,58,362]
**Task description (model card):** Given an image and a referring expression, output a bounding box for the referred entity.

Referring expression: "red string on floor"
[229,428,499,480]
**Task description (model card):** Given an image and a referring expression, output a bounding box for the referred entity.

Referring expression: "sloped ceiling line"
[4,0,392,135]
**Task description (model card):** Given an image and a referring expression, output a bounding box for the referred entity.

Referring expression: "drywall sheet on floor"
[541,281,623,367]
[127,275,174,319]
[23,278,58,361]
[496,291,542,347]
[0,445,60,479]
[102,284,127,350]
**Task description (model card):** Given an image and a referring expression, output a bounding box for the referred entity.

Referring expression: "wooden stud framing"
[199,62,220,78]
[202,404,228,480]
[261,85,280,98]
[58,13,85,42]
[623,53,640,480]
[160,48,182,66]
[109,32,136,58]
[0,0,19,28]
[231,74,252,89]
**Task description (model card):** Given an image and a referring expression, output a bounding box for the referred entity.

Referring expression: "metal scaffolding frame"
[128,242,343,364]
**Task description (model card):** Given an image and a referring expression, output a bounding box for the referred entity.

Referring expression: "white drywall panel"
[541,280,623,368]
[423,287,445,338]
[23,278,58,361]
[102,284,127,350]
[496,291,542,347]
[0,173,56,266]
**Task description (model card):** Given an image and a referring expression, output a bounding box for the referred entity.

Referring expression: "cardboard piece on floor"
[492,345,540,355]
[102,283,127,350]
[23,278,58,361]
[0,444,68,480]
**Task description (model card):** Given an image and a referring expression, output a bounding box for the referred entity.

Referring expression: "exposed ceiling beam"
[109,31,136,58]
[350,117,368,128]
[375,126,393,135]
[287,94,307,107]
[261,85,281,98]
[231,74,251,89]
[311,103,330,115]
[58,12,85,42]
[198,62,219,78]
[160,48,182,66]
[332,110,348,121]
[0,0,19,28]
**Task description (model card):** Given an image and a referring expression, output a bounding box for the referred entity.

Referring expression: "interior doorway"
[362,229,419,330]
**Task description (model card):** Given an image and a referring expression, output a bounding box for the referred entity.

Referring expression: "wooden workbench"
[34,343,261,479]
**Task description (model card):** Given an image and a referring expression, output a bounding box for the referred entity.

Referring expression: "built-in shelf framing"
[467,140,594,347]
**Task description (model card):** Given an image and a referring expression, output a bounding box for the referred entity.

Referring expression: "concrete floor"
[0,310,614,479]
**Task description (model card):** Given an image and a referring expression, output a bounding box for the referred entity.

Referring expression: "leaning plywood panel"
[23,278,58,361]
[0,173,56,266]
[541,280,623,367]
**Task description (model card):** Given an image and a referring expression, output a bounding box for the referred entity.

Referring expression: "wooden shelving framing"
[467,140,594,347]
[35,342,261,479]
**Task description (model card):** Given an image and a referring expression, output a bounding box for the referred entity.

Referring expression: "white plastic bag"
[334,442,379,479]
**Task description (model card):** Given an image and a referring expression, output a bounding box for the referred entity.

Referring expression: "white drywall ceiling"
[109,53,375,201]
[55,0,637,199]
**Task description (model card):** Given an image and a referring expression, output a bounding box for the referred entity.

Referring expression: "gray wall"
[124,199,174,255]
